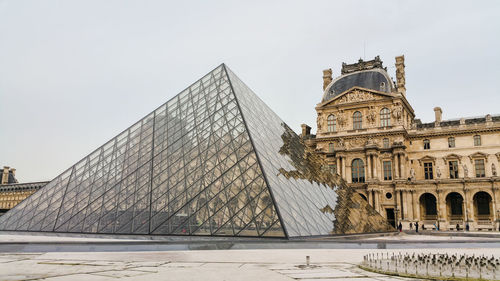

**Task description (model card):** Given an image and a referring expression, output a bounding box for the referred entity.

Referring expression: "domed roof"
[322,68,394,103]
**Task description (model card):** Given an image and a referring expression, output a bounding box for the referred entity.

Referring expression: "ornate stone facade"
[305,56,500,231]
[0,166,47,215]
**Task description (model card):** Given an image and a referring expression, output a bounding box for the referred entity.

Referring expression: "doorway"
[386,208,395,228]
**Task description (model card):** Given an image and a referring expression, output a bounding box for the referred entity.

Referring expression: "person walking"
[456,223,460,231]
[415,221,419,233]
[398,222,403,232]
[409,222,413,230]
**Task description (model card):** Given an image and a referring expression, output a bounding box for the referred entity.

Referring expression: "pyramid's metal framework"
[0,65,342,238]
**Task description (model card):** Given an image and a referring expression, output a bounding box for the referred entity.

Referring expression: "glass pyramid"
[0,64,391,238]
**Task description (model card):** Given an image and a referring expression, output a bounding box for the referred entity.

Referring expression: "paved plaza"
[1,233,500,280]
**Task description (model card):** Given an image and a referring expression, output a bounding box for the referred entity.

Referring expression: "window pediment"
[418,155,436,166]
[443,153,462,164]
[468,152,488,162]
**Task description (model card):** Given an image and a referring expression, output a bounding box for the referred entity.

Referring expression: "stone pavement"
[0,250,414,281]
[2,248,500,281]
[1,233,500,280]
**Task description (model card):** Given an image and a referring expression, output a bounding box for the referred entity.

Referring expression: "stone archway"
[419,193,437,221]
[445,192,464,224]
[473,191,492,222]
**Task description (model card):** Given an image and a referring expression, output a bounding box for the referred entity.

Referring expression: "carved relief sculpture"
[463,164,469,178]
[317,113,324,131]
[337,90,375,105]
[366,107,376,125]
[337,111,346,127]
[492,163,497,177]
[436,166,441,179]
[392,103,403,123]
[337,138,345,149]
[410,168,416,181]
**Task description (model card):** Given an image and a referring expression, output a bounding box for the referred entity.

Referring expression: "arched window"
[351,158,365,183]
[353,111,362,130]
[380,108,391,127]
[327,114,336,132]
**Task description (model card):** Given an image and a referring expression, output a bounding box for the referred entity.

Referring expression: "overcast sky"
[1,0,499,182]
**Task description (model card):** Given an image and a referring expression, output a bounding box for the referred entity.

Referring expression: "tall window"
[383,138,390,148]
[328,143,334,153]
[383,161,392,180]
[424,162,433,180]
[449,161,459,179]
[351,159,365,183]
[448,137,455,148]
[474,135,481,146]
[327,114,336,132]
[475,159,485,177]
[353,111,362,130]
[423,139,430,150]
[380,108,391,127]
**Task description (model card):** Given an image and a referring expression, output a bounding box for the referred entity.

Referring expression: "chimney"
[2,166,10,185]
[395,55,406,96]
[322,69,332,91]
[434,107,442,125]
[301,124,311,138]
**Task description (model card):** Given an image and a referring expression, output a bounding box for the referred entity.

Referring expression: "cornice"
[409,126,500,139]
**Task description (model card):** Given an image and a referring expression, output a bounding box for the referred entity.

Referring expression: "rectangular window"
[475,159,485,177]
[449,161,459,179]
[329,164,337,174]
[383,161,392,180]
[423,139,430,150]
[424,162,433,180]
[448,137,455,148]
[329,143,334,153]
[474,135,481,146]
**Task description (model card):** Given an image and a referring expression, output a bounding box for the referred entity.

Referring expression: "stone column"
[491,184,498,223]
[412,190,419,221]
[400,155,406,179]
[367,189,372,206]
[342,157,346,180]
[366,155,372,180]
[374,190,380,213]
[336,157,340,176]
[407,190,414,220]
[403,190,409,220]
[394,154,400,179]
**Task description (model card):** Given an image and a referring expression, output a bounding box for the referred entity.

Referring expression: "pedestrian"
[422,224,426,230]
[415,221,419,233]
[409,222,413,230]
[466,223,470,231]
[456,223,459,231]
[398,222,403,232]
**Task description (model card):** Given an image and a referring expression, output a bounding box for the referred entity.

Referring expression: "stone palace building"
[302,55,500,231]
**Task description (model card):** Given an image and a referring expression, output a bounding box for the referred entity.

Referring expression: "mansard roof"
[322,67,395,103]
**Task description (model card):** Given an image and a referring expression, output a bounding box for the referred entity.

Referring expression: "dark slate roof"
[0,181,48,193]
[416,115,500,129]
[322,69,394,102]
